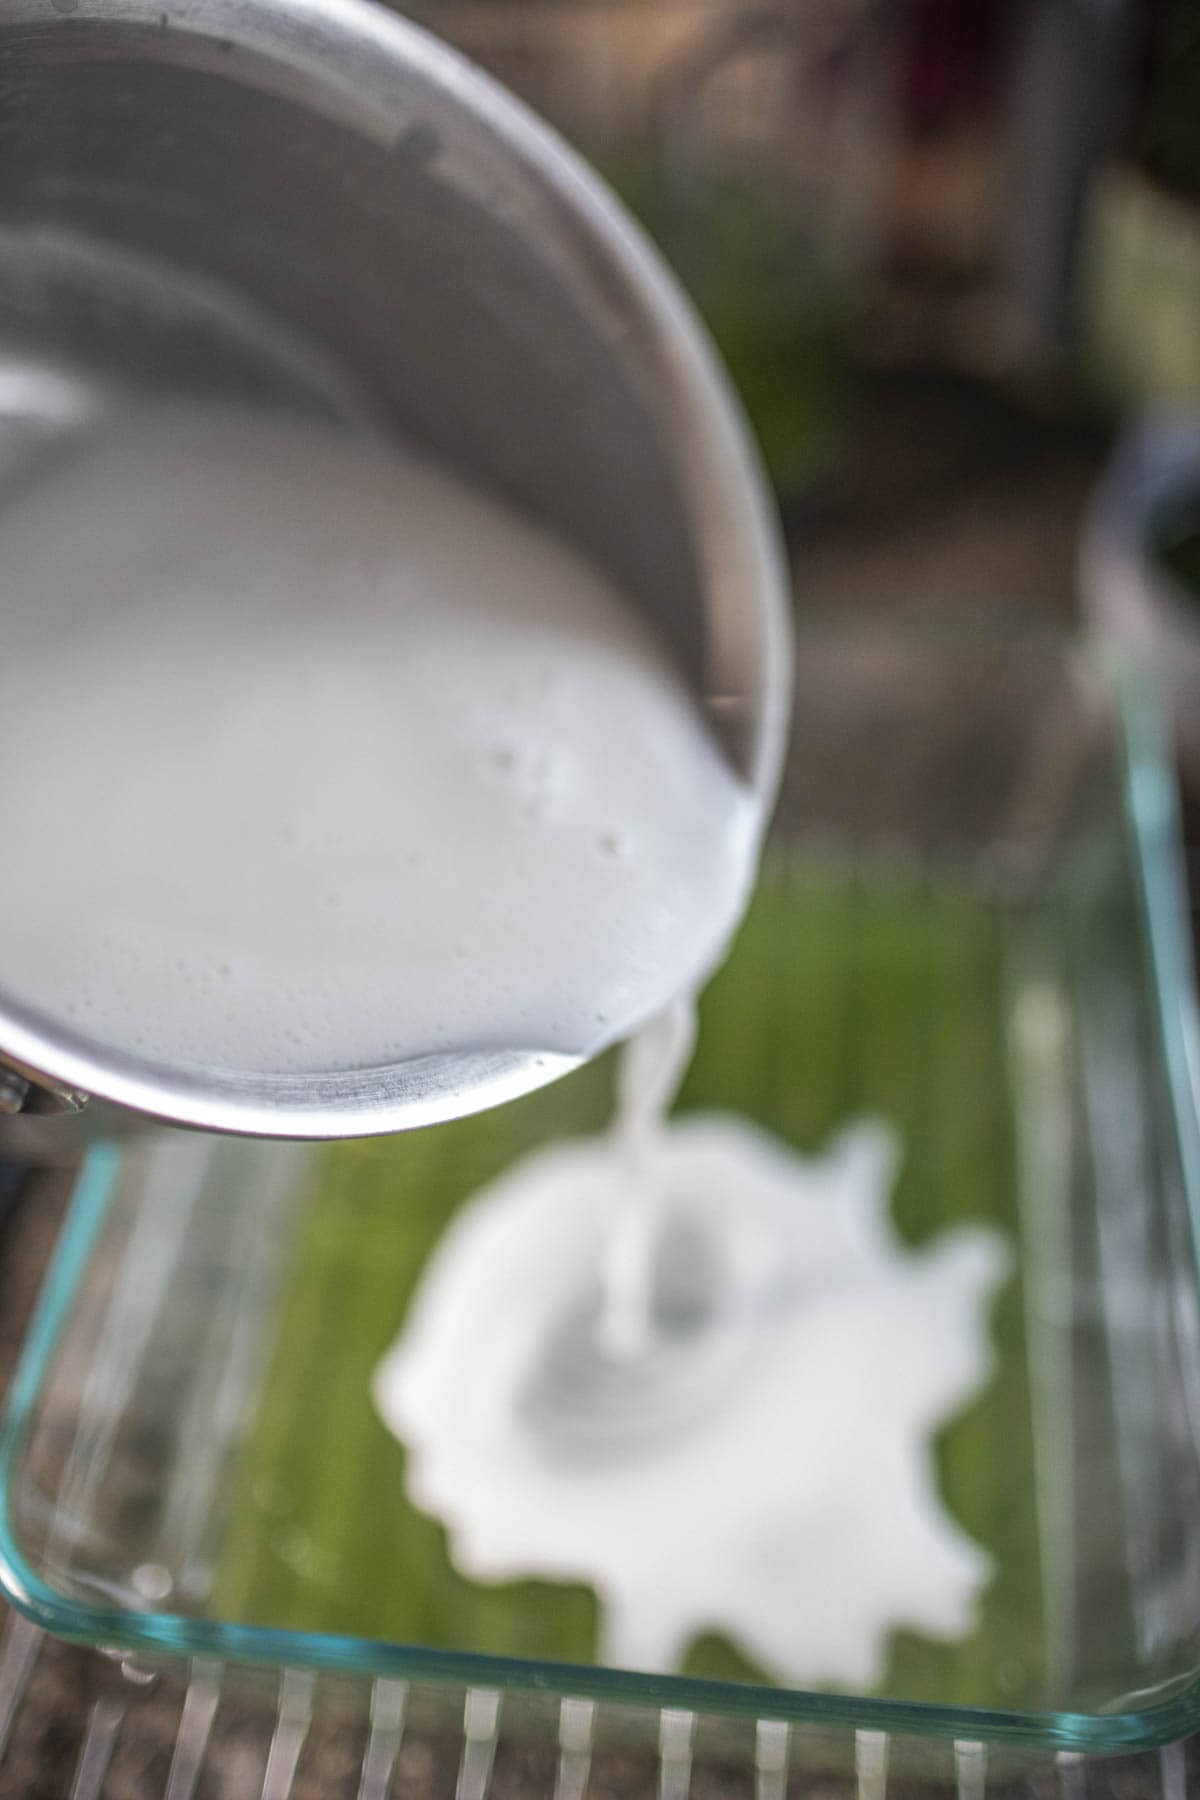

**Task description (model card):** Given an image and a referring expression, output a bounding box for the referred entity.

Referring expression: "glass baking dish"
[2,624,1200,1776]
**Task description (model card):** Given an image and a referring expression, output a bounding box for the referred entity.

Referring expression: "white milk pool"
[375,1009,1010,1688]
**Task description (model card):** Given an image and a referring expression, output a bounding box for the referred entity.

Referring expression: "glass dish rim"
[2,666,1200,1756]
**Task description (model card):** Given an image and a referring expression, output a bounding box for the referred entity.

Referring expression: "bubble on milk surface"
[0,407,756,1077]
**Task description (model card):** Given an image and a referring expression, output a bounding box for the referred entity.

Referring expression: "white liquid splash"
[374,1013,1010,1689]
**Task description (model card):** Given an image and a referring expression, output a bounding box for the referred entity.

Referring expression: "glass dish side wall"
[3,634,1200,1754]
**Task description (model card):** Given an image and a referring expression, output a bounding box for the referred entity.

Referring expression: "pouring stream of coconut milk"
[600,1000,698,1360]
[0,395,1011,1694]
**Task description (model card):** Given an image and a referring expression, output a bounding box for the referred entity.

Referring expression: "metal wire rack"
[2,1609,1198,1800]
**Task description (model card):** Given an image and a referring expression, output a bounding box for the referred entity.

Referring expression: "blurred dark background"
[394,0,1198,624]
